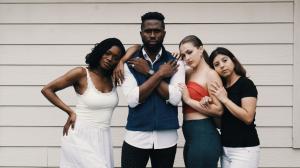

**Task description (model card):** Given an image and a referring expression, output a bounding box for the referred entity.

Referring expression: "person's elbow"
[168,94,182,106]
[210,105,223,117]
[41,86,51,97]
[212,105,223,117]
[215,109,223,117]
[126,93,139,108]
[167,87,182,106]
[126,97,139,108]
[167,92,182,106]
[244,116,254,125]
[128,102,138,108]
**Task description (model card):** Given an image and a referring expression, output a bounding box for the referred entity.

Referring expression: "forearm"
[222,98,253,124]
[185,98,222,117]
[139,72,164,103]
[41,88,74,116]
[121,44,141,63]
[155,80,169,100]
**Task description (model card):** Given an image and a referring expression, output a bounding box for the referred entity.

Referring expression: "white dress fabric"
[60,68,118,168]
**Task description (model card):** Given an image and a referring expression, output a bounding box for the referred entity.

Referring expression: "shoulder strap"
[84,67,92,88]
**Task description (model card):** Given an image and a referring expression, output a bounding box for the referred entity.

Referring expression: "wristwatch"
[147,69,155,76]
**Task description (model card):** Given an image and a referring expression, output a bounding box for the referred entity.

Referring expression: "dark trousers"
[121,141,177,168]
[183,118,222,168]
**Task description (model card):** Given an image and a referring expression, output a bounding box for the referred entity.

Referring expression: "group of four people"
[41,12,260,168]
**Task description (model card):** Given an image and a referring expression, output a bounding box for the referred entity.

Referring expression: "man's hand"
[158,60,179,78]
[128,58,151,76]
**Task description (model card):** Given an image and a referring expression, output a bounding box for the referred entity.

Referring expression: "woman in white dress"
[41,38,125,168]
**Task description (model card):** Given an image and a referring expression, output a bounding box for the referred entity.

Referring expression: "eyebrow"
[143,28,163,31]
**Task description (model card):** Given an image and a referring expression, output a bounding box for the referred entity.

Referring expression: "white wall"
[0,0,299,167]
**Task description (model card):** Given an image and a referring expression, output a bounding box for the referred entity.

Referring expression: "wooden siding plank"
[0,65,292,85]
[0,147,47,166]
[293,0,300,148]
[0,0,294,3]
[0,44,293,65]
[0,127,292,147]
[0,106,292,127]
[0,24,293,44]
[0,3,293,23]
[0,86,292,106]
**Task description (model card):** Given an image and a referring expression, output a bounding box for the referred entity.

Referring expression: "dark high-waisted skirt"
[182,118,222,168]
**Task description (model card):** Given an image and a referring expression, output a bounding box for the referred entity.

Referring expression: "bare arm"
[179,71,223,117]
[41,67,85,135]
[155,81,169,99]
[221,96,256,125]
[205,70,224,116]
[113,44,141,84]
[210,81,257,125]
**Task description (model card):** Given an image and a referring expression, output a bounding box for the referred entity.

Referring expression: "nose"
[105,55,112,63]
[150,31,155,37]
[219,62,225,68]
[185,54,191,61]
[106,55,112,61]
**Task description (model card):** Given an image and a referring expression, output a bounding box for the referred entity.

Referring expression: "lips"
[103,61,112,70]
[186,61,193,66]
[221,69,229,74]
[148,39,158,43]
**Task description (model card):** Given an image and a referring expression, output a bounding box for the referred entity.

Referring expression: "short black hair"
[85,38,125,70]
[141,12,165,29]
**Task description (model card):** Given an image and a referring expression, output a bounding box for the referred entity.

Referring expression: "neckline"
[226,76,242,89]
[86,68,114,94]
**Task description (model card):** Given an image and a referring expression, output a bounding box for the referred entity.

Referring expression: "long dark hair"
[179,35,209,64]
[209,47,246,77]
[85,38,125,70]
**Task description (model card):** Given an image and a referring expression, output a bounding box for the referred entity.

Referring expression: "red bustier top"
[183,81,209,114]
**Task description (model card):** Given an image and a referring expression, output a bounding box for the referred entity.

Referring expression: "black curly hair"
[141,12,165,30]
[85,38,125,70]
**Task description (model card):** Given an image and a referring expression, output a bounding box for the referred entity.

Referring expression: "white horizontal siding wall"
[294,0,300,149]
[0,0,299,167]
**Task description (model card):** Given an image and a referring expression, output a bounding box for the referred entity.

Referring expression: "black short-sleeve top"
[221,76,260,147]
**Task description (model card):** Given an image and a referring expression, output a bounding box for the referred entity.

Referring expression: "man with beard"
[120,12,185,168]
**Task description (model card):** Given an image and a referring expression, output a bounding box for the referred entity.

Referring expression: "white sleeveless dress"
[60,68,118,168]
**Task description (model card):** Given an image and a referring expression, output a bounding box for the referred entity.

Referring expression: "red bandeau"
[183,81,209,114]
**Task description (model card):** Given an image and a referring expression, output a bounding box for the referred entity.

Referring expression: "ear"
[199,46,204,51]
[199,46,204,55]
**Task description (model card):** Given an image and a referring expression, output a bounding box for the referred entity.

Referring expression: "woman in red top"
[178,35,223,168]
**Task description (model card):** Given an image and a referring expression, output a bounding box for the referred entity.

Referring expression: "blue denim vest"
[125,47,179,131]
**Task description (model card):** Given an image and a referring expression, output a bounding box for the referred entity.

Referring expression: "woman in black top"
[209,47,260,168]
